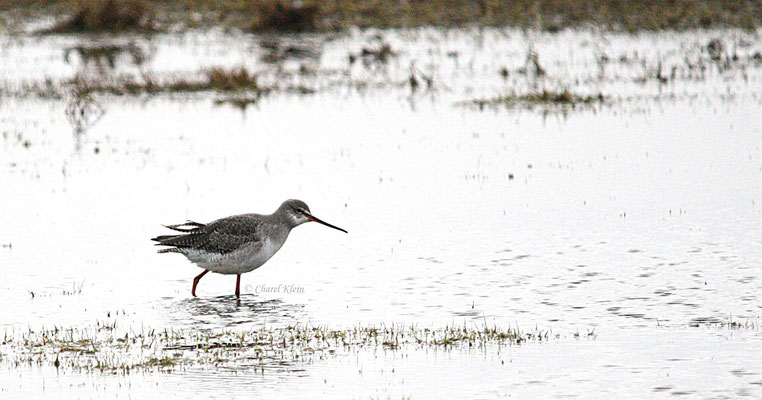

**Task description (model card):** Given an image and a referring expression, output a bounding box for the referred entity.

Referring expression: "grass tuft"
[44,0,156,33]
[204,67,259,91]
[250,1,319,32]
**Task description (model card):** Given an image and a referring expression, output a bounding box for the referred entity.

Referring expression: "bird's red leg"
[192,270,209,297]
[235,274,241,298]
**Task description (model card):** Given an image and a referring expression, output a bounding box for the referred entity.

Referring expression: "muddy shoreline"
[2,0,762,34]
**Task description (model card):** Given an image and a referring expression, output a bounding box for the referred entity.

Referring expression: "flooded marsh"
[1,16,762,400]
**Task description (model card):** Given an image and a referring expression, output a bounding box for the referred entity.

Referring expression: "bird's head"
[280,199,347,233]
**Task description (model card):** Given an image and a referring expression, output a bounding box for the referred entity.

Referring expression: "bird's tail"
[163,221,206,232]
[151,234,183,243]
[152,220,206,253]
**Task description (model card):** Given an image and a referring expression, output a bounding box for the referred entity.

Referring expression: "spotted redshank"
[151,199,347,298]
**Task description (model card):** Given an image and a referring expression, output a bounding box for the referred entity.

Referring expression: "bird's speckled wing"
[152,214,263,254]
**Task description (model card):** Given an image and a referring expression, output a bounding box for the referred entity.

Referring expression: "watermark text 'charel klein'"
[244,283,305,294]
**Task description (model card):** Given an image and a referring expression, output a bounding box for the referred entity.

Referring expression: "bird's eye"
[296,208,304,213]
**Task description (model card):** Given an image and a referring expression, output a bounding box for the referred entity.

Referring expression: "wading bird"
[152,199,347,298]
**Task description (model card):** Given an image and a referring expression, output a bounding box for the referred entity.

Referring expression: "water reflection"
[65,89,105,139]
[167,295,307,329]
[259,37,321,65]
[213,92,267,113]
[63,42,151,73]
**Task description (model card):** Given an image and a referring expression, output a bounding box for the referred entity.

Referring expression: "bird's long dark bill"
[306,214,348,233]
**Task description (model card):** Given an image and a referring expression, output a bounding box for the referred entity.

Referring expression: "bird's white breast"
[184,238,285,275]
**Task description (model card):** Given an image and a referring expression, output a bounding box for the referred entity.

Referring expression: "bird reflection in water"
[168,295,307,328]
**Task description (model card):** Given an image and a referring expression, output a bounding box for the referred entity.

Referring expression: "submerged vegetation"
[1,322,558,373]
[1,32,757,117]
[8,67,264,98]
[689,316,760,330]
[464,90,606,110]
[3,0,762,33]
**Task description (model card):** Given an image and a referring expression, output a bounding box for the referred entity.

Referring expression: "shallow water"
[1,26,762,398]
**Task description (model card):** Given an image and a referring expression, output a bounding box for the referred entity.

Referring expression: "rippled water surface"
[1,26,761,398]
